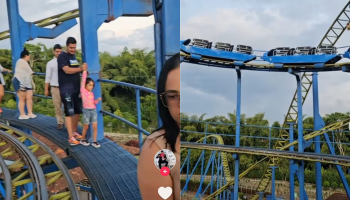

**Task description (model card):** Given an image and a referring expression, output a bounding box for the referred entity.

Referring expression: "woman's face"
[164,66,180,126]
[25,55,30,61]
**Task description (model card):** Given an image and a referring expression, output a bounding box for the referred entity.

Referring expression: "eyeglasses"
[160,90,180,107]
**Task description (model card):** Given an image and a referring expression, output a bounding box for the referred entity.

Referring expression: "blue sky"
[180,0,350,124]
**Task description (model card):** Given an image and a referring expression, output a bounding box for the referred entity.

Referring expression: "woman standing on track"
[137,53,180,200]
[0,63,12,114]
[12,48,37,120]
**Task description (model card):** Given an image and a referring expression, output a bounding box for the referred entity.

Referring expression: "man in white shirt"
[45,44,64,129]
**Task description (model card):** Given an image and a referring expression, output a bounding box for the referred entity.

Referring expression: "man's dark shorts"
[61,93,82,116]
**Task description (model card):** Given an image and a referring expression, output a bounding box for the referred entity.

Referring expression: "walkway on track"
[0,108,141,200]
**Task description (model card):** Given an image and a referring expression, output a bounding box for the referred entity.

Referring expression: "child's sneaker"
[80,139,90,146]
[74,132,83,140]
[91,142,101,148]
[68,137,80,146]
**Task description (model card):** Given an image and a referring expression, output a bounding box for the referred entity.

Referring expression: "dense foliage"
[180,111,350,188]
[0,43,158,133]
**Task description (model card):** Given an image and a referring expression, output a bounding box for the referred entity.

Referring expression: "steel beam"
[233,67,241,200]
[288,122,295,200]
[153,0,180,127]
[295,72,305,200]
[312,72,323,200]
[78,0,108,142]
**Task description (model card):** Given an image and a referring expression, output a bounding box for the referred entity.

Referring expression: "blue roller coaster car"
[180,38,256,63]
[261,45,342,65]
[343,47,350,59]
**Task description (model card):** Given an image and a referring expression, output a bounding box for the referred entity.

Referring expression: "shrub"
[331,182,338,190]
[125,140,140,147]
[323,181,330,189]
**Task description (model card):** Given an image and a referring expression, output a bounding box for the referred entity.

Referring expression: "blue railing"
[3,72,156,148]
[99,79,156,146]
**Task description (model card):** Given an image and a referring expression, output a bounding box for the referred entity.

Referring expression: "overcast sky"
[180,0,350,124]
[0,0,155,54]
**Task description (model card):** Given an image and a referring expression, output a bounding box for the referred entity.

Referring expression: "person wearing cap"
[45,44,64,129]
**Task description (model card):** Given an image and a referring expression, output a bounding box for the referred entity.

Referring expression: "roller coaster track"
[0,9,79,41]
[0,152,11,200]
[180,118,350,199]
[0,130,47,199]
[0,123,79,200]
[180,52,350,69]
[180,134,231,182]
[181,142,350,167]
[252,2,350,199]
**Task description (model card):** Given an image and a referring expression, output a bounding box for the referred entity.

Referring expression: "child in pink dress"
[79,70,101,148]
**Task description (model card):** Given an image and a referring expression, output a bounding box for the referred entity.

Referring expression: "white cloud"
[99,16,154,37]
[318,72,350,116]
[181,81,235,118]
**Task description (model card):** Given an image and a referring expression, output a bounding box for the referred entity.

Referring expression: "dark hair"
[150,53,180,153]
[53,44,62,50]
[66,37,76,46]
[86,78,95,88]
[20,48,29,58]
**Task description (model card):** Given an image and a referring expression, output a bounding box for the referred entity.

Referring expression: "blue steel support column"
[78,0,107,142]
[312,72,323,200]
[6,0,28,121]
[288,122,295,200]
[153,0,180,127]
[136,89,143,148]
[185,149,191,192]
[6,1,32,198]
[233,67,241,200]
[270,166,278,200]
[258,191,264,200]
[211,150,214,194]
[6,0,25,67]
[269,127,271,149]
[195,123,207,197]
[230,186,234,200]
[295,73,305,200]
[311,72,350,198]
